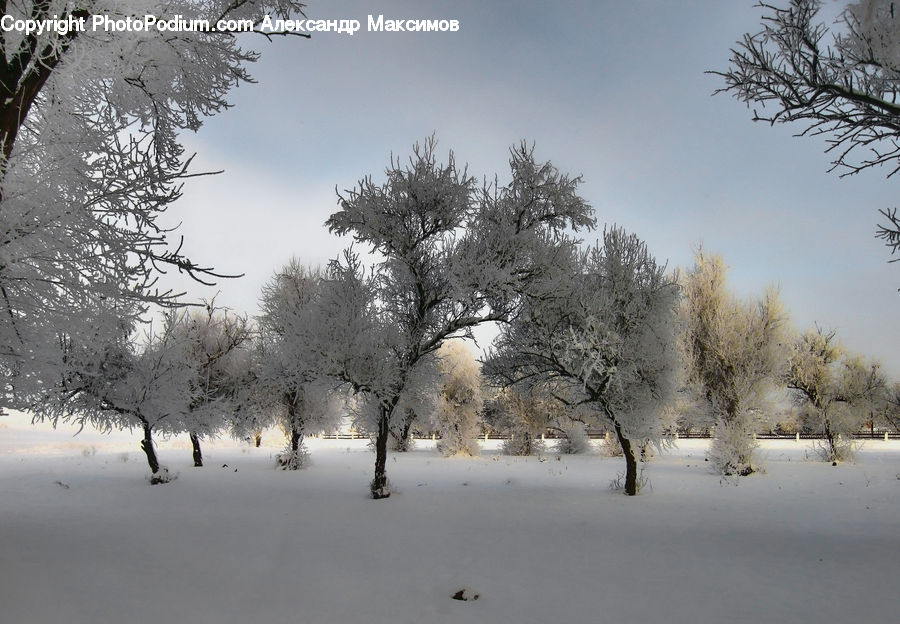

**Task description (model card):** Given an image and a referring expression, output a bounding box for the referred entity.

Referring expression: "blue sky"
[165,0,900,375]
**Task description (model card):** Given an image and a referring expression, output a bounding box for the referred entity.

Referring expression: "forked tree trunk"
[140,424,160,475]
[613,422,638,496]
[372,406,391,499]
[190,432,203,467]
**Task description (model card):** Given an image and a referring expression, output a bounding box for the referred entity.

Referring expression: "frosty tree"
[432,341,484,457]
[680,251,788,476]
[318,138,594,498]
[170,301,253,467]
[0,0,305,411]
[486,227,679,495]
[787,326,885,462]
[34,306,197,483]
[255,260,343,469]
[713,0,900,258]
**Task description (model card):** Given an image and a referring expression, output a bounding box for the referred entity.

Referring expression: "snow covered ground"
[2,411,898,624]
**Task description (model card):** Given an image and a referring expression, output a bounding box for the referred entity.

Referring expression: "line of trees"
[14,135,900,496]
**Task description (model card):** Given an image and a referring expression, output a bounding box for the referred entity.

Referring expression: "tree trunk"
[254,431,262,448]
[398,420,413,452]
[140,425,160,475]
[190,432,203,467]
[0,10,84,200]
[291,426,303,454]
[824,420,838,463]
[372,406,391,499]
[613,422,638,496]
[392,408,415,452]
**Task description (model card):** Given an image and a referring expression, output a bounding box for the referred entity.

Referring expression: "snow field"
[1,417,899,624]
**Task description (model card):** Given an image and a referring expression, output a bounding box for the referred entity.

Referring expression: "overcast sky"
[163,0,900,375]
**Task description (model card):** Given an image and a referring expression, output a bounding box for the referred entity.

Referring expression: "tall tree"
[1,1,306,411]
[486,227,679,495]
[680,251,788,476]
[713,0,900,260]
[317,138,594,498]
[171,301,253,467]
[256,260,343,469]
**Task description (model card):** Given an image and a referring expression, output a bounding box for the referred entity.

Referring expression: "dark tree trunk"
[140,425,160,475]
[372,406,391,499]
[613,422,638,496]
[397,417,414,452]
[291,426,303,453]
[0,8,84,201]
[275,405,306,470]
[190,432,203,467]
[254,431,262,448]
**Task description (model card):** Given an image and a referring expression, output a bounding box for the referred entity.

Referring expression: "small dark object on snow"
[234,468,238,473]
[452,588,480,601]
[832,461,838,466]
[54,480,70,489]
[222,463,229,468]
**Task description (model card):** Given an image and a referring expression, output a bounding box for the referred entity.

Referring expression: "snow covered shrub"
[148,466,177,485]
[708,417,758,476]
[276,442,310,470]
[609,467,649,493]
[810,436,856,463]
[370,476,392,500]
[554,422,592,455]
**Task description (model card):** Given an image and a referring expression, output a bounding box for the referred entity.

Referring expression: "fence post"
[796,433,800,442]
[886,432,890,442]
[674,432,679,440]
